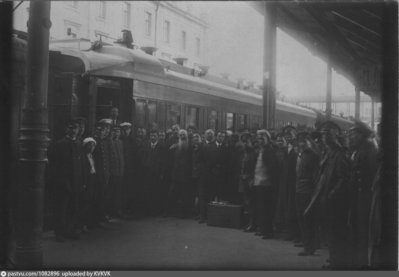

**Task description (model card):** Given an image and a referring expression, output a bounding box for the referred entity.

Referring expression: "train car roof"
[164,70,316,118]
[49,40,316,118]
[49,40,165,77]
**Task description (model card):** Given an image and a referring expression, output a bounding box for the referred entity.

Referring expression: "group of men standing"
[48,106,381,270]
[235,120,380,270]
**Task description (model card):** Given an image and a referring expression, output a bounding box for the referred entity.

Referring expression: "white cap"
[83,137,97,146]
[98,118,112,125]
[120,122,132,127]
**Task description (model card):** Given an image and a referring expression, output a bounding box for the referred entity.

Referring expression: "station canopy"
[251,1,385,101]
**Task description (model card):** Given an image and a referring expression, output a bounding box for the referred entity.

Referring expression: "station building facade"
[13,1,209,68]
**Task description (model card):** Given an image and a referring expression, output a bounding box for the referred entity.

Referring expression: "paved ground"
[42,216,328,270]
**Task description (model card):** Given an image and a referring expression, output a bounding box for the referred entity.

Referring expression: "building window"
[98,2,106,19]
[181,31,186,51]
[164,20,171,43]
[64,20,81,39]
[195,37,201,57]
[144,12,152,36]
[123,2,131,28]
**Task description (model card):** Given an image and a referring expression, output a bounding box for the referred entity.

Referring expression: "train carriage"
[12,33,353,143]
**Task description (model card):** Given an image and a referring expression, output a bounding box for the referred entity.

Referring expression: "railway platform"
[41,216,328,270]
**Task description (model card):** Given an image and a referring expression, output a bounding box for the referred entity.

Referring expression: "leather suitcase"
[207,203,243,229]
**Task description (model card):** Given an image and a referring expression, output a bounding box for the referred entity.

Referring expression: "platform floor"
[42,216,328,270]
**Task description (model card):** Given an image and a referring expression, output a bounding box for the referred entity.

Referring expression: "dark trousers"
[198,181,211,221]
[94,176,108,222]
[77,174,97,228]
[326,196,351,270]
[167,180,192,217]
[242,187,256,228]
[296,192,316,253]
[351,190,372,269]
[255,186,278,235]
[54,190,77,236]
[109,175,124,216]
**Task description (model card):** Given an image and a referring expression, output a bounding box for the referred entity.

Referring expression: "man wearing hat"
[282,127,300,243]
[80,137,97,231]
[238,130,257,232]
[120,122,134,215]
[295,131,319,256]
[305,120,351,269]
[348,121,379,269]
[48,119,83,242]
[92,119,112,223]
[108,125,125,218]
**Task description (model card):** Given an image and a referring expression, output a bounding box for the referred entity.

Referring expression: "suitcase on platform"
[207,202,243,229]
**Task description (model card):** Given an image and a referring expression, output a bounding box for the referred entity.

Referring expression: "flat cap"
[296,131,311,142]
[83,137,97,146]
[98,118,112,125]
[349,120,373,137]
[120,122,132,128]
[282,125,297,138]
[318,120,341,134]
[65,118,80,127]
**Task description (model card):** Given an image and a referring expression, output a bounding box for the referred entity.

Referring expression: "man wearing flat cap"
[295,131,319,256]
[48,119,83,242]
[92,119,112,223]
[120,122,134,215]
[305,120,351,269]
[348,121,379,269]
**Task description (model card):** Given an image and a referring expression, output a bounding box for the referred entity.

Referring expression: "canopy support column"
[15,1,51,269]
[326,46,332,119]
[262,1,277,129]
[355,87,360,120]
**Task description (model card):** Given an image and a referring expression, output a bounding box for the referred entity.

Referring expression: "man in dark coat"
[108,126,125,218]
[348,121,379,269]
[169,129,192,217]
[92,119,112,223]
[109,107,120,127]
[203,131,227,202]
[295,132,319,256]
[238,131,257,232]
[48,119,82,242]
[305,121,351,270]
[191,132,205,222]
[120,122,134,215]
[142,130,166,215]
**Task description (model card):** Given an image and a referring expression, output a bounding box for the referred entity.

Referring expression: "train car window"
[156,102,166,131]
[166,103,181,128]
[226,113,234,130]
[208,110,218,131]
[185,106,198,129]
[237,114,248,129]
[96,87,121,122]
[251,115,260,131]
[148,101,157,130]
[135,99,146,128]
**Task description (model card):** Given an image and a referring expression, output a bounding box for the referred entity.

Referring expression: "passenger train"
[11,32,354,229]
[12,32,353,142]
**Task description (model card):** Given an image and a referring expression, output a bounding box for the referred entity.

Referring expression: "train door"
[89,77,133,131]
[48,72,83,141]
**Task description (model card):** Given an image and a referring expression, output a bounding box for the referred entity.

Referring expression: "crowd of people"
[47,107,381,270]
